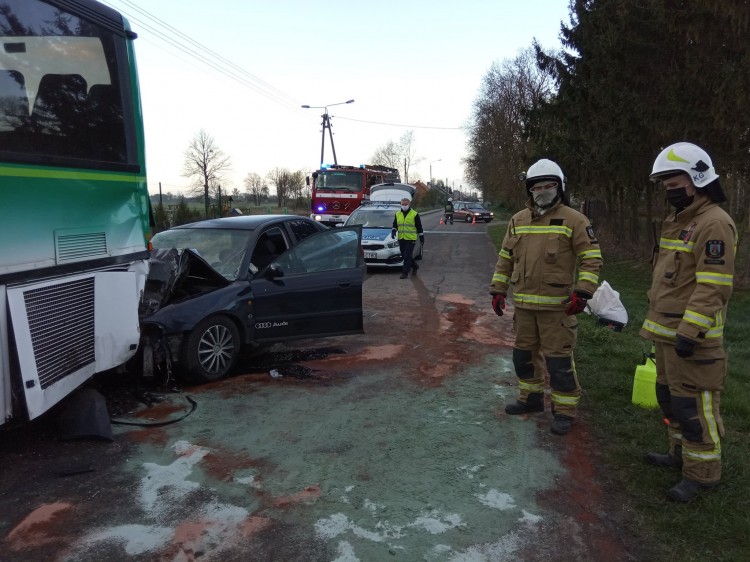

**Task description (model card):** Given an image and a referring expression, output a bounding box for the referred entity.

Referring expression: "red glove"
[491,294,506,316]
[564,291,591,315]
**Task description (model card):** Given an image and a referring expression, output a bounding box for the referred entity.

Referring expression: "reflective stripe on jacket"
[396,209,419,241]
[640,196,736,346]
[489,200,603,310]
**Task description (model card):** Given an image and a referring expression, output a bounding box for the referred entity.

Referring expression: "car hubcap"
[197,324,234,374]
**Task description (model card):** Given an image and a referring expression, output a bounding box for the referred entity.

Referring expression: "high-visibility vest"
[396,209,418,241]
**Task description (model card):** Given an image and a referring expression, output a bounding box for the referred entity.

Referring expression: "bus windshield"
[0,0,130,166]
[316,170,364,192]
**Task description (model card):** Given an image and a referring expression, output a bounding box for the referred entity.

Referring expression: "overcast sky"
[98,0,570,197]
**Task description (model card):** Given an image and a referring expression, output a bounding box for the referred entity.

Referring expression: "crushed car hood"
[140,248,230,318]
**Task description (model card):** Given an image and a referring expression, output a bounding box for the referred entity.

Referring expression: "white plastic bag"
[585,280,628,329]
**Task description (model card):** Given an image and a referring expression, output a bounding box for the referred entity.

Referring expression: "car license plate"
[365,252,378,259]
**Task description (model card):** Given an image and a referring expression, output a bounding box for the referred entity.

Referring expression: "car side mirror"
[266,263,284,278]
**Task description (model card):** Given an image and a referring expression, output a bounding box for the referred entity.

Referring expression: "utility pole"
[301,100,354,169]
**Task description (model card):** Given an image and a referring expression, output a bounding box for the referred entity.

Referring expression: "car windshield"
[346,208,395,228]
[466,203,485,210]
[151,228,253,281]
[316,171,363,192]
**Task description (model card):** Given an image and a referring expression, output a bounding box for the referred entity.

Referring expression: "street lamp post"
[301,99,354,169]
[429,159,441,188]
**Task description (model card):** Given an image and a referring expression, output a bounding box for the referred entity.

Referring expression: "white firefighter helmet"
[447,197,452,202]
[526,159,566,192]
[650,142,719,188]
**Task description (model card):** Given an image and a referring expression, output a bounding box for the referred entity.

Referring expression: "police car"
[343,183,423,268]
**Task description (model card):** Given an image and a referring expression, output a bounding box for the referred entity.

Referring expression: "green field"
[488,224,750,561]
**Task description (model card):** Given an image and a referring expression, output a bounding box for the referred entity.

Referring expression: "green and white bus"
[0,0,151,425]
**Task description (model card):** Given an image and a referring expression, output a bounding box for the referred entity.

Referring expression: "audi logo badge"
[255,322,272,329]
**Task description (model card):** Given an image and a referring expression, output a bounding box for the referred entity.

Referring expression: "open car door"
[249,226,364,342]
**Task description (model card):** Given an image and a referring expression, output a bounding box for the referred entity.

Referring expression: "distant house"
[411,181,429,204]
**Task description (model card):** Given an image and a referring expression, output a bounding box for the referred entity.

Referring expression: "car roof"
[173,215,312,231]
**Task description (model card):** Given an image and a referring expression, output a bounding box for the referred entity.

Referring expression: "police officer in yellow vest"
[489,159,603,435]
[392,197,424,279]
[642,142,736,502]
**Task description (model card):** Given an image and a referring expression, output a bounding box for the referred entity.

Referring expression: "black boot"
[505,393,544,415]
[645,451,683,469]
[667,478,718,502]
[551,414,574,435]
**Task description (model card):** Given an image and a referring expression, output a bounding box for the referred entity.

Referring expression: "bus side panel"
[94,271,140,370]
[0,286,12,425]
[0,171,148,277]
[6,269,142,421]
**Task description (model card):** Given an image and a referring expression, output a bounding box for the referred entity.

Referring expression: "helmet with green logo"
[650,142,725,202]
[650,142,719,187]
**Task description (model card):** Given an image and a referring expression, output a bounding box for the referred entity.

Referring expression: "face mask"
[401,205,409,211]
[532,188,558,208]
[666,187,694,210]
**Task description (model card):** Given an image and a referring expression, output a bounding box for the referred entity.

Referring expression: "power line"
[98,0,304,112]
[116,0,298,106]
[335,115,463,130]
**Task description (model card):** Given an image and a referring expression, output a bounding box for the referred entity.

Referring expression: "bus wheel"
[182,316,240,382]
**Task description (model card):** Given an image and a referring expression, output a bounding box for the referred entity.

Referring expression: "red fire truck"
[308,164,400,226]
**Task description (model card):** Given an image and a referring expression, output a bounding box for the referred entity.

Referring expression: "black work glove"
[391,228,397,239]
[419,235,425,247]
[564,290,592,315]
[491,294,506,316]
[674,334,697,358]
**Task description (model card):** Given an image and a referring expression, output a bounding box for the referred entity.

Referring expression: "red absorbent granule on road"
[272,485,321,508]
[6,502,73,551]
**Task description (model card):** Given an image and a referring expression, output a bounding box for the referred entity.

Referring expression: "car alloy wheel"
[182,316,240,382]
[465,215,473,223]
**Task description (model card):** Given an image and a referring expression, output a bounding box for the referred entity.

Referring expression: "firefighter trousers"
[654,340,726,484]
[512,308,581,418]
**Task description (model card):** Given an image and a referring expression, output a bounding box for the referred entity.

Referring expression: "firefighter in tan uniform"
[641,142,736,502]
[489,159,603,435]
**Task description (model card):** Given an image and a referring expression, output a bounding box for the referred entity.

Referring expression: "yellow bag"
[632,347,658,409]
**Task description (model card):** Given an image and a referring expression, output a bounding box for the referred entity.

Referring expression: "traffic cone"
[439,216,444,225]
[471,214,476,224]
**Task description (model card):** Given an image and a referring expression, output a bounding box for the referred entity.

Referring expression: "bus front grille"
[23,278,96,389]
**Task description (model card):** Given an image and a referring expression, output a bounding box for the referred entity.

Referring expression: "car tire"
[465,215,473,223]
[182,316,241,382]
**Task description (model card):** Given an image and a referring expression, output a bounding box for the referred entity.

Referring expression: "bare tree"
[182,129,232,218]
[399,130,422,183]
[370,140,401,171]
[466,48,555,207]
[243,172,268,206]
[268,167,303,208]
[370,130,421,182]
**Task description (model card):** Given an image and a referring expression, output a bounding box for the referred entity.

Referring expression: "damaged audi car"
[136,215,364,382]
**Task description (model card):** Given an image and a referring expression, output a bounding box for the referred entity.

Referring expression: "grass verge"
[488,224,750,561]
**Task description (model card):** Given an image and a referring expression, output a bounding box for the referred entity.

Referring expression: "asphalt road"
[0,212,649,561]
